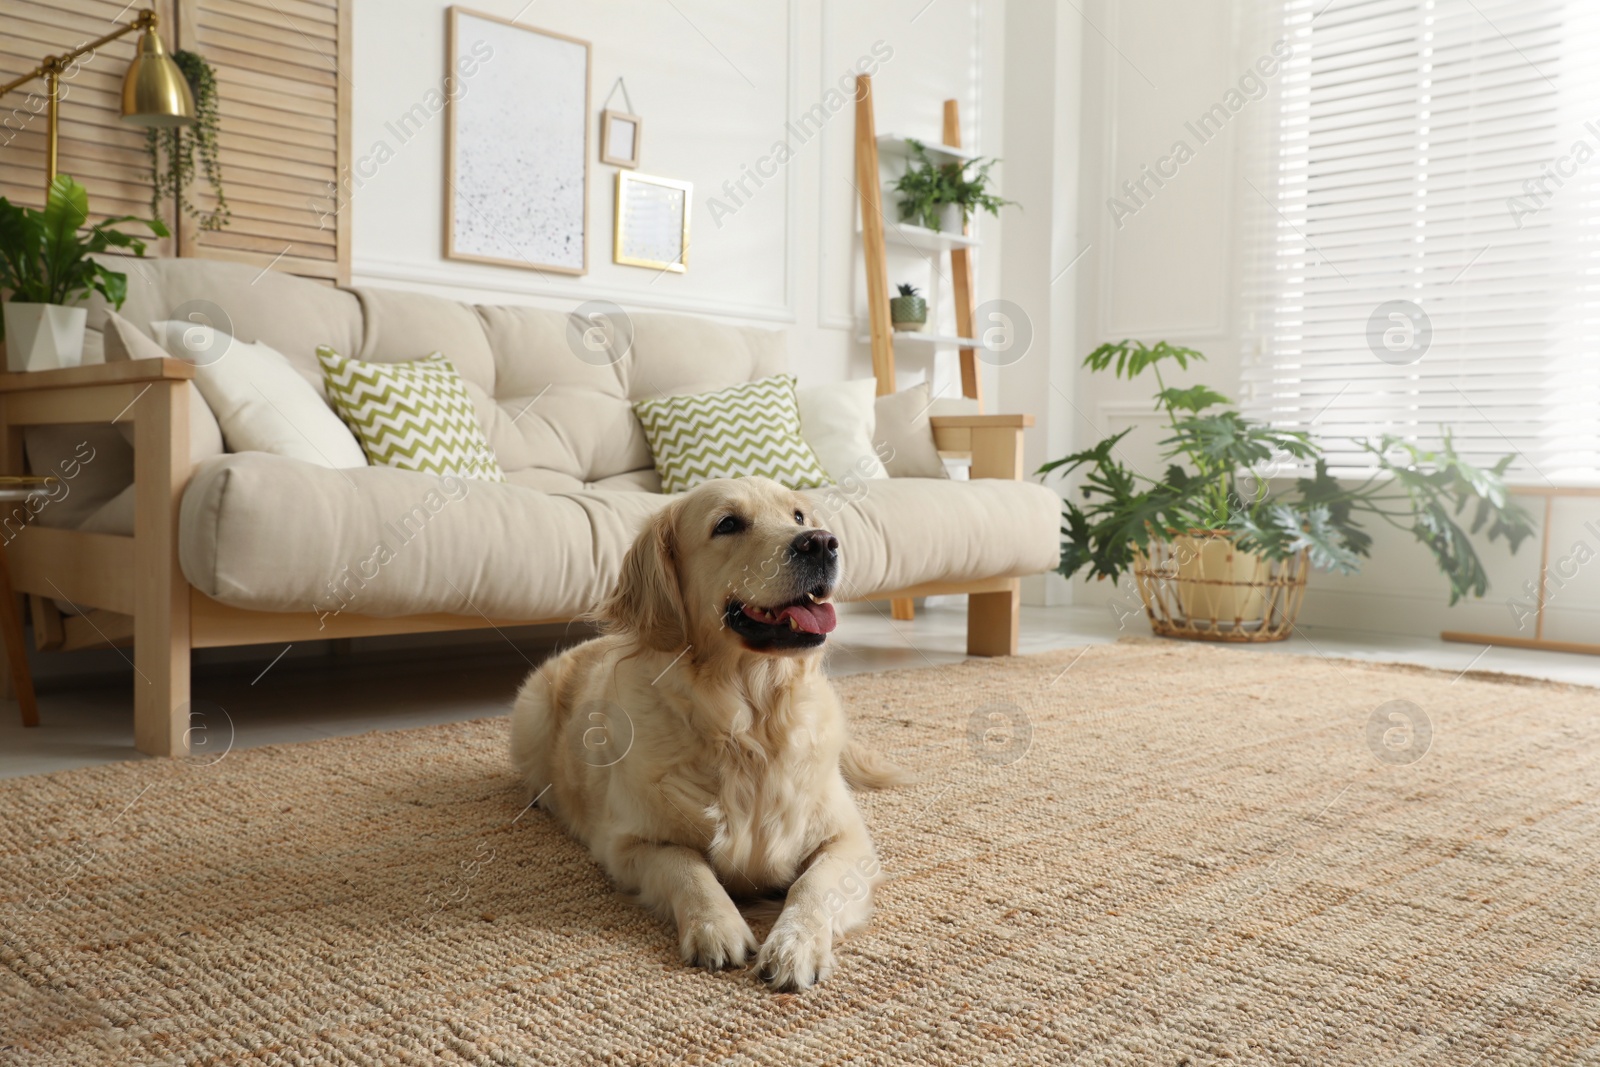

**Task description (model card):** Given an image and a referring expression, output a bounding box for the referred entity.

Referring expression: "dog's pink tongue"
[777,601,837,634]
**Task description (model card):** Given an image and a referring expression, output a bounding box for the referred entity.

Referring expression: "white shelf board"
[877,134,979,165]
[856,330,981,348]
[880,221,979,252]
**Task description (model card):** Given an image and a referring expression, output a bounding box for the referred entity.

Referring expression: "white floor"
[2,602,1596,779]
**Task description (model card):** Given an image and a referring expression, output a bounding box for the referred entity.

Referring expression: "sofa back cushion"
[476,306,787,489]
[88,259,785,491]
[91,257,364,395]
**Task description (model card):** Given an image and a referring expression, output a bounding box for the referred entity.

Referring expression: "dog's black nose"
[792,529,839,558]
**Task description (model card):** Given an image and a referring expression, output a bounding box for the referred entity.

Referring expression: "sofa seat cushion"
[819,477,1062,596]
[180,455,1061,621]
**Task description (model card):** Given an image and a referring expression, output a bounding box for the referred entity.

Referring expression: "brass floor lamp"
[0,8,195,195]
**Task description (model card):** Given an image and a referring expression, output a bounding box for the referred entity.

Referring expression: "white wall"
[1070,0,1600,644]
[348,0,1007,401]
[995,0,1083,607]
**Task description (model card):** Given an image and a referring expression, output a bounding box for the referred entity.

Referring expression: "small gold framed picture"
[614,171,691,272]
[600,109,642,168]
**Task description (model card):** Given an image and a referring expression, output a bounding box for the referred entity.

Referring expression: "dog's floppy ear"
[598,503,685,651]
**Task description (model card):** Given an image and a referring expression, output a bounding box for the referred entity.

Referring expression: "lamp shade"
[121,27,195,128]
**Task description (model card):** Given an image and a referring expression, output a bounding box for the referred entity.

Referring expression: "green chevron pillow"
[634,374,832,494]
[317,347,506,483]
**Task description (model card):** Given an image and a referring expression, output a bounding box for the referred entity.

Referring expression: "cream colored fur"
[509,478,898,991]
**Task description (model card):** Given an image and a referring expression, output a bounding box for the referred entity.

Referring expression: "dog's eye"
[713,515,743,537]
[794,510,805,525]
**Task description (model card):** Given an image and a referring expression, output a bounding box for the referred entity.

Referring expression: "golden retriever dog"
[510,477,900,990]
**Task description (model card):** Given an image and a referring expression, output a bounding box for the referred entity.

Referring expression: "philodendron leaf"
[42,174,89,248]
[1156,385,1231,413]
[0,199,45,303]
[1035,427,1135,478]
[1291,504,1363,573]
[92,262,128,310]
[1411,500,1489,605]
[1082,339,1208,379]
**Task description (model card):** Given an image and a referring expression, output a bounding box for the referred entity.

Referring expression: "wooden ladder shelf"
[854,76,984,621]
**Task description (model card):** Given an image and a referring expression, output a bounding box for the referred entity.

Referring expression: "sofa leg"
[967,583,1020,657]
[134,379,193,757]
[134,606,191,756]
[0,594,17,705]
[890,598,915,621]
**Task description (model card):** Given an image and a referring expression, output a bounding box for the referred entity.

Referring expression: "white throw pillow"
[874,381,949,479]
[795,378,889,483]
[151,321,367,469]
[103,311,225,465]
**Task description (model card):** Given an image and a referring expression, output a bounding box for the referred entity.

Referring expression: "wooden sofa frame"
[0,358,1034,757]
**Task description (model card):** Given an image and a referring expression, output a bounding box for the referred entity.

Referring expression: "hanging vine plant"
[147,50,230,232]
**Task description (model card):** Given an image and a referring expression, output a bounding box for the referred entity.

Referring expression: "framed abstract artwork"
[445,8,590,275]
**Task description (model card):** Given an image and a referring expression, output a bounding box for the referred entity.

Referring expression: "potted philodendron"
[0,174,167,371]
[893,139,1015,234]
[1038,339,1537,641]
[890,283,927,331]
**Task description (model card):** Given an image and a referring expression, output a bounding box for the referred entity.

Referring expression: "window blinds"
[1242,0,1600,485]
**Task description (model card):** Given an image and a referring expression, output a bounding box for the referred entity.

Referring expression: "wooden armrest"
[0,358,195,394]
[930,412,1032,480]
[928,413,1035,429]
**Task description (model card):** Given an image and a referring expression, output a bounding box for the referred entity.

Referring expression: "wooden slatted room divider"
[174,0,350,282]
[0,0,350,283]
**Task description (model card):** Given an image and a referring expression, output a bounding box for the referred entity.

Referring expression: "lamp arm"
[0,9,157,99]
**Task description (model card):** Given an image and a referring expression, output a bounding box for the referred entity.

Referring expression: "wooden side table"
[0,475,55,727]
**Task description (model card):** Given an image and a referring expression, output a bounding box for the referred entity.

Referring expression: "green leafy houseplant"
[893,139,1015,232]
[0,174,168,341]
[147,49,229,232]
[1039,339,1536,610]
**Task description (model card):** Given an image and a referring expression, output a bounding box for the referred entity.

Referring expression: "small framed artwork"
[600,109,641,168]
[614,171,692,272]
[445,7,590,275]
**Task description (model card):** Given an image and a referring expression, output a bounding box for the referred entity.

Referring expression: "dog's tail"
[841,740,912,790]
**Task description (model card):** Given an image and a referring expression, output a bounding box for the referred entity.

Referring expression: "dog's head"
[598,478,839,657]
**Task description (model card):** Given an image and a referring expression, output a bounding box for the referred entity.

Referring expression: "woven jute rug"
[4,640,1599,1065]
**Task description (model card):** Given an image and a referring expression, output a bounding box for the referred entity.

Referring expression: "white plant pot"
[4,302,87,372]
[935,202,965,234]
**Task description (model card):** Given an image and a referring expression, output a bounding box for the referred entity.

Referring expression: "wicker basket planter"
[1132,531,1308,642]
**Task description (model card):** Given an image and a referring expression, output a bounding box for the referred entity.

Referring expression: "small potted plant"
[1038,339,1536,640]
[893,139,1015,233]
[146,49,230,232]
[0,174,167,372]
[890,283,927,331]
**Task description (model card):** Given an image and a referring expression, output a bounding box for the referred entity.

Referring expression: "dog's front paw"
[678,902,758,971]
[757,917,834,991]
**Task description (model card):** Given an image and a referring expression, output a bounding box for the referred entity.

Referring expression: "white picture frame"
[445,7,590,275]
[600,109,642,168]
[614,171,692,273]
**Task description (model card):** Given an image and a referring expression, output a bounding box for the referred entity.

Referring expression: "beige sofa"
[0,259,1059,756]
